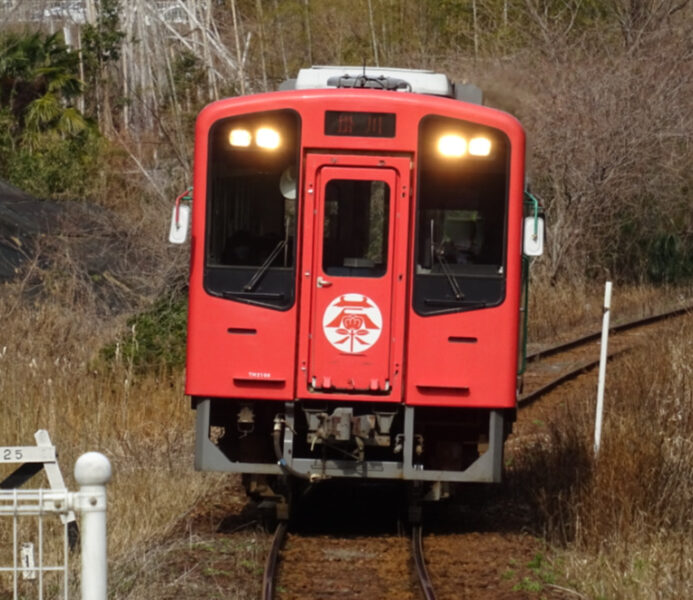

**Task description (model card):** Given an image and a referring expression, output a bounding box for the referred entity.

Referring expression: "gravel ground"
[130,466,580,600]
[276,531,565,600]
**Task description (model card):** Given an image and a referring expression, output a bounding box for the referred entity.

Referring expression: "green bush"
[646,233,693,284]
[0,30,106,200]
[102,294,187,372]
[2,130,105,199]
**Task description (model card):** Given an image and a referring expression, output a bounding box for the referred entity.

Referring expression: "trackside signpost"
[593,281,612,457]
[0,430,76,526]
[0,445,54,464]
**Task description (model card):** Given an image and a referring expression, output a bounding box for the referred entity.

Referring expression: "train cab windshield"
[414,115,509,314]
[204,109,300,309]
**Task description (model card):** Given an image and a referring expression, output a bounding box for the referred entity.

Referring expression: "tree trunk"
[255,0,268,91]
[472,0,479,60]
[230,0,246,94]
[272,0,290,80]
[303,0,313,65]
[367,0,379,66]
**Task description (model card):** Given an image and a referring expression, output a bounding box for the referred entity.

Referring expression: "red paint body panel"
[186,294,297,399]
[405,307,518,407]
[185,88,525,410]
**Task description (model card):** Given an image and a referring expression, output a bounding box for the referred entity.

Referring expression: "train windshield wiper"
[429,218,464,300]
[424,298,486,309]
[434,248,464,300]
[243,239,286,292]
[221,290,285,300]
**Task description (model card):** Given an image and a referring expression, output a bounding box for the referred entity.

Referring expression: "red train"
[170,66,543,503]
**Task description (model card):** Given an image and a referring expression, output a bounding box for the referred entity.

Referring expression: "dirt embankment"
[0,180,62,281]
[0,179,177,313]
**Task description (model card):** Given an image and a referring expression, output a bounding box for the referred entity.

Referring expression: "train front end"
[176,67,534,497]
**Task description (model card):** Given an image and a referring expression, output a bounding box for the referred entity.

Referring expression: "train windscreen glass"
[414,115,509,315]
[204,109,300,309]
[323,179,390,277]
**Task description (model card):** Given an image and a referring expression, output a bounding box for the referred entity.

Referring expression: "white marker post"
[74,452,112,600]
[593,281,613,457]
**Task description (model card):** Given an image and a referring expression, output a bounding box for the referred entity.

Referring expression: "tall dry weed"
[456,12,693,286]
[0,279,220,566]
[527,277,692,343]
[512,313,693,598]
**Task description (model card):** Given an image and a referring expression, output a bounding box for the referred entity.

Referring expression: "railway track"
[261,521,287,600]
[519,303,692,407]
[262,521,438,600]
[412,524,437,600]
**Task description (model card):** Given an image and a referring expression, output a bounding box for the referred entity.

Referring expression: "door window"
[322,179,390,277]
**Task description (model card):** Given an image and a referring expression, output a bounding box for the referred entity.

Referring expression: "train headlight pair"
[437,135,491,158]
[229,127,281,150]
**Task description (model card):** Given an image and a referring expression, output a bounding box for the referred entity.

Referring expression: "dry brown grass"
[109,527,268,600]
[527,277,693,343]
[0,285,222,569]
[514,311,693,598]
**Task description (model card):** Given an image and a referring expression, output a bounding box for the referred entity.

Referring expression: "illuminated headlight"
[469,137,491,156]
[256,127,281,150]
[437,134,466,157]
[229,128,251,147]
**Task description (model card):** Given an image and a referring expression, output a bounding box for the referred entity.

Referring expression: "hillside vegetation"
[0,1,692,598]
[1,0,691,286]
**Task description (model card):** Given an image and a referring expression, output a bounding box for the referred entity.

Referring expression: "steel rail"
[261,521,288,600]
[519,349,628,407]
[412,525,437,600]
[526,303,692,363]
[519,302,691,408]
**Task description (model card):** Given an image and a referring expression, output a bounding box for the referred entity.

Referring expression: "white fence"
[0,444,111,600]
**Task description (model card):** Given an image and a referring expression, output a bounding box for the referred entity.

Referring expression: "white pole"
[594,281,613,457]
[74,453,112,600]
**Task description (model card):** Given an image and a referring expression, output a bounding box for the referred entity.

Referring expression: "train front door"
[298,155,411,397]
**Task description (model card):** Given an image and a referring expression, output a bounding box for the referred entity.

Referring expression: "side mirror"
[169,187,192,244]
[169,203,191,244]
[523,216,544,256]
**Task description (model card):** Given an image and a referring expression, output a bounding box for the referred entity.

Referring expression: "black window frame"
[413,114,511,316]
[321,178,391,279]
[203,108,302,311]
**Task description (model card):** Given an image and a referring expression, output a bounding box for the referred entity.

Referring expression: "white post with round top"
[74,452,111,600]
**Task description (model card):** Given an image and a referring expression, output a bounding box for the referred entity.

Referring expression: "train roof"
[281,66,483,105]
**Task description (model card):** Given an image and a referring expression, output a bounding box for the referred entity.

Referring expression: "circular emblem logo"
[322,294,382,354]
